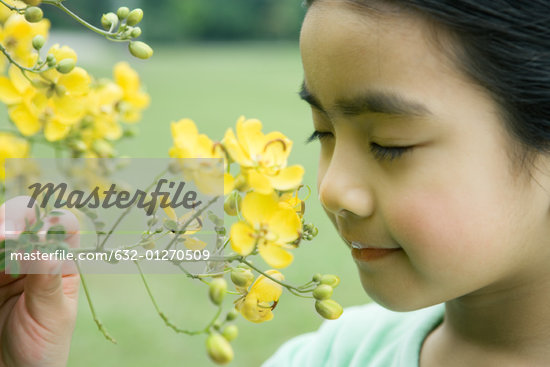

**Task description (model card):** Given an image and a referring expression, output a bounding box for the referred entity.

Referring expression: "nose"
[318,142,375,218]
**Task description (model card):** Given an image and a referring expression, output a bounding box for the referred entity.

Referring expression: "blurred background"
[20,0,370,365]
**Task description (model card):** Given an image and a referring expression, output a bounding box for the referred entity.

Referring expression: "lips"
[347,240,402,262]
[350,241,400,251]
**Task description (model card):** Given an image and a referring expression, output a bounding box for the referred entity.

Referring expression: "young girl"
[3,0,550,366]
[265,0,550,366]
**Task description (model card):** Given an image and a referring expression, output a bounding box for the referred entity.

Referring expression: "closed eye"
[306,130,333,144]
[370,143,412,161]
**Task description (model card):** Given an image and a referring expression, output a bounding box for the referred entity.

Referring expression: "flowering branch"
[75,260,117,344]
[135,260,223,336]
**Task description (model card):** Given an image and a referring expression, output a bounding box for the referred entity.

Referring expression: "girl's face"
[300,1,550,311]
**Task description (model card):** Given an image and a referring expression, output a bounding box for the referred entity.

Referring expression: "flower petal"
[262,131,292,166]
[267,207,301,244]
[48,44,77,63]
[171,118,198,150]
[53,95,86,124]
[44,119,71,141]
[267,165,305,191]
[237,293,273,323]
[236,117,264,159]
[8,104,40,136]
[0,76,21,104]
[8,65,31,94]
[183,237,207,250]
[230,221,256,256]
[249,269,284,301]
[258,243,294,268]
[222,128,252,166]
[57,67,90,96]
[247,169,273,195]
[114,61,140,92]
[241,192,278,227]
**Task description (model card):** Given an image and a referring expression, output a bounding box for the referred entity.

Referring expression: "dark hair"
[305,0,550,174]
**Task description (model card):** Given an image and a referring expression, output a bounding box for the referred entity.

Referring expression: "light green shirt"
[262,302,444,367]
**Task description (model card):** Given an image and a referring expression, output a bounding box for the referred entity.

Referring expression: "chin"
[358,270,442,312]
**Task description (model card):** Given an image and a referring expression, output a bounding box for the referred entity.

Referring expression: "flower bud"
[234,174,248,192]
[24,6,43,23]
[312,273,322,282]
[32,35,45,50]
[225,308,239,321]
[101,12,118,30]
[223,192,241,216]
[56,58,76,74]
[46,54,56,67]
[71,140,88,152]
[312,284,333,300]
[116,6,129,19]
[315,299,343,320]
[126,8,143,26]
[130,27,142,38]
[123,125,139,137]
[208,277,227,306]
[92,139,114,157]
[206,332,234,365]
[320,274,340,288]
[222,324,238,342]
[141,239,155,250]
[230,267,254,288]
[54,84,66,97]
[128,41,153,59]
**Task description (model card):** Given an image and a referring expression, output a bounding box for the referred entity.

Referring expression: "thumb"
[24,209,80,323]
[24,273,65,319]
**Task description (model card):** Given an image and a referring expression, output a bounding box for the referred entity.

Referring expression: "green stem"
[135,260,220,335]
[0,44,37,73]
[76,261,117,344]
[0,0,24,13]
[42,0,118,38]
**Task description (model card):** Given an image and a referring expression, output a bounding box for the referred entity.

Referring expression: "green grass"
[6,41,370,366]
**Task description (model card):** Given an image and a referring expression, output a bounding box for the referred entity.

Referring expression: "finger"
[0,272,25,288]
[0,196,38,241]
[0,275,25,308]
[24,209,80,276]
[24,273,65,325]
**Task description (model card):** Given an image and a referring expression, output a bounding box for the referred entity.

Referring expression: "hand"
[0,196,80,367]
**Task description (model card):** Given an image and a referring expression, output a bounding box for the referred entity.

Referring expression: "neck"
[442,266,550,363]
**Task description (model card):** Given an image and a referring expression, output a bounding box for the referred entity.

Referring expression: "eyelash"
[306,130,412,162]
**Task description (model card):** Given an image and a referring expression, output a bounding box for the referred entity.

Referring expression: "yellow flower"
[0,45,91,140]
[222,116,304,194]
[113,61,150,123]
[81,80,125,148]
[0,132,29,180]
[235,269,284,323]
[169,118,232,195]
[230,192,301,268]
[0,13,49,69]
[170,118,220,159]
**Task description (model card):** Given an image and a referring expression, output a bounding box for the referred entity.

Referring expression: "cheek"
[386,189,500,275]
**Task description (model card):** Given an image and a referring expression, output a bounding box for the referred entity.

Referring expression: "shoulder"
[262,302,444,367]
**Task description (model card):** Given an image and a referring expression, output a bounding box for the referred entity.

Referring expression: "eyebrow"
[299,81,432,117]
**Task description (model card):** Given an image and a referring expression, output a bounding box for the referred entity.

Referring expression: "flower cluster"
[169,116,307,270]
[0,0,149,158]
